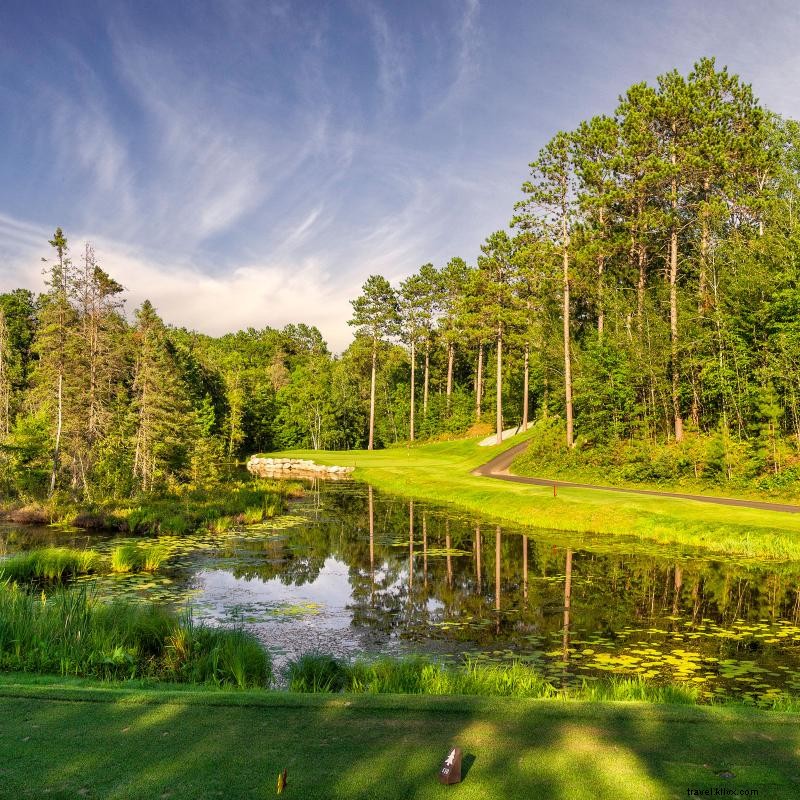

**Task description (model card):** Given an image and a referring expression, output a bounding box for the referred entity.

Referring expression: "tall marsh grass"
[110,543,169,573]
[0,584,272,688]
[0,548,99,583]
[284,654,703,704]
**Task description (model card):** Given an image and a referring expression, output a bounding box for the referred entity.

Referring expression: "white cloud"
[0,215,359,352]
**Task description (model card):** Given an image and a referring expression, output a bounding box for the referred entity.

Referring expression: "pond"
[2,479,800,703]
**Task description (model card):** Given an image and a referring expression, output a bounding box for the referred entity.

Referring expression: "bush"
[286,652,349,693]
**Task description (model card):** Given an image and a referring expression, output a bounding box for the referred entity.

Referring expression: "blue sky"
[2,0,800,349]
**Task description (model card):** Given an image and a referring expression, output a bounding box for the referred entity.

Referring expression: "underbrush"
[512,418,800,500]
[284,653,701,704]
[2,480,302,535]
[0,548,100,583]
[0,584,271,688]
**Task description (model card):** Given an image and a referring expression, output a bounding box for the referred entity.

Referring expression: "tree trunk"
[522,344,529,429]
[408,500,414,590]
[368,485,375,598]
[597,206,605,338]
[562,218,574,448]
[445,519,453,589]
[446,342,454,412]
[368,341,377,450]
[669,174,683,442]
[495,328,503,445]
[562,549,573,661]
[495,527,501,617]
[476,344,483,421]
[637,243,646,330]
[49,371,63,495]
[699,177,710,314]
[423,343,430,418]
[522,535,528,602]
[422,513,428,587]
[409,340,416,442]
[475,525,482,593]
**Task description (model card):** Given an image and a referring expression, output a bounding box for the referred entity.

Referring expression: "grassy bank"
[0,480,298,535]
[0,548,100,583]
[0,673,796,799]
[512,418,800,502]
[267,437,800,560]
[0,585,270,687]
[286,653,702,705]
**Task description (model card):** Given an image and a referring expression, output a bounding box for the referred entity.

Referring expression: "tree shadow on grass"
[1,685,799,799]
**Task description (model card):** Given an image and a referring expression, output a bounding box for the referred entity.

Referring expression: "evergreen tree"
[349,276,399,450]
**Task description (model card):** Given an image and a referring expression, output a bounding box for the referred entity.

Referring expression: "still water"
[3,479,800,702]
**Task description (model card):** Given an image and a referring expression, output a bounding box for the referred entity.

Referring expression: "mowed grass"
[0,674,796,799]
[268,436,800,560]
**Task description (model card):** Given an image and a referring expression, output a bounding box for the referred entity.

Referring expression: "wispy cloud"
[364,3,407,111]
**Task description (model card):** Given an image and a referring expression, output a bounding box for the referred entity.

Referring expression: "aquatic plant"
[0,584,272,687]
[284,654,709,704]
[286,652,349,692]
[110,544,139,573]
[110,544,169,573]
[0,548,99,583]
[208,515,234,533]
[242,506,265,525]
[345,657,557,698]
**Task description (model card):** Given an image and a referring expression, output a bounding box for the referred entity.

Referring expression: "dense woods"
[4,58,800,501]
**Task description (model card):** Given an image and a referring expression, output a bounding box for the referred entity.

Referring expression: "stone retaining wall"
[246,456,355,480]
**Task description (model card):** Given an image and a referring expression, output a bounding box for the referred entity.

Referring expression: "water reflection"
[3,480,800,701]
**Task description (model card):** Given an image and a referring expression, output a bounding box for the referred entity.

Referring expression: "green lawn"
[0,674,796,799]
[268,436,800,561]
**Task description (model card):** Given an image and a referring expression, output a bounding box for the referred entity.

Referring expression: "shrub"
[286,652,349,693]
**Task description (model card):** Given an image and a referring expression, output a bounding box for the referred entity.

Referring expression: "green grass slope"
[0,674,796,799]
[268,436,800,560]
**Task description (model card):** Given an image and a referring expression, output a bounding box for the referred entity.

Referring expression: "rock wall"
[246,456,355,480]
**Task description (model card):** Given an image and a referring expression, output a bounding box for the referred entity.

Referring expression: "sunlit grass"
[267,436,800,560]
[0,584,271,688]
[110,543,169,573]
[0,548,100,583]
[284,654,702,704]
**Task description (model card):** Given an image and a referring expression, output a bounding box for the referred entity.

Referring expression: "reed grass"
[0,548,99,583]
[110,543,169,573]
[285,654,703,704]
[0,584,271,688]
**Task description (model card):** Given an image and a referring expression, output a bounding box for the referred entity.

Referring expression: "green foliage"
[0,584,271,687]
[0,548,99,583]
[0,411,52,496]
[286,652,349,693]
[110,544,169,573]
[285,654,701,704]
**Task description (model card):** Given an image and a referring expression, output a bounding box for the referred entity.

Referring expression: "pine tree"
[349,276,399,450]
[130,301,192,491]
[516,132,577,447]
[474,231,521,444]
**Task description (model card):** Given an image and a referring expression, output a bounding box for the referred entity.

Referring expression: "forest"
[3,57,800,502]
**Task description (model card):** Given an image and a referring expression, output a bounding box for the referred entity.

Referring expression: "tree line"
[3,57,800,500]
[350,57,800,485]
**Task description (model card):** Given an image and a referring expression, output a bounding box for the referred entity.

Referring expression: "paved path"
[472,440,800,514]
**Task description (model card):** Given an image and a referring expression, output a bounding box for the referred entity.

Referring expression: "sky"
[1,0,800,351]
